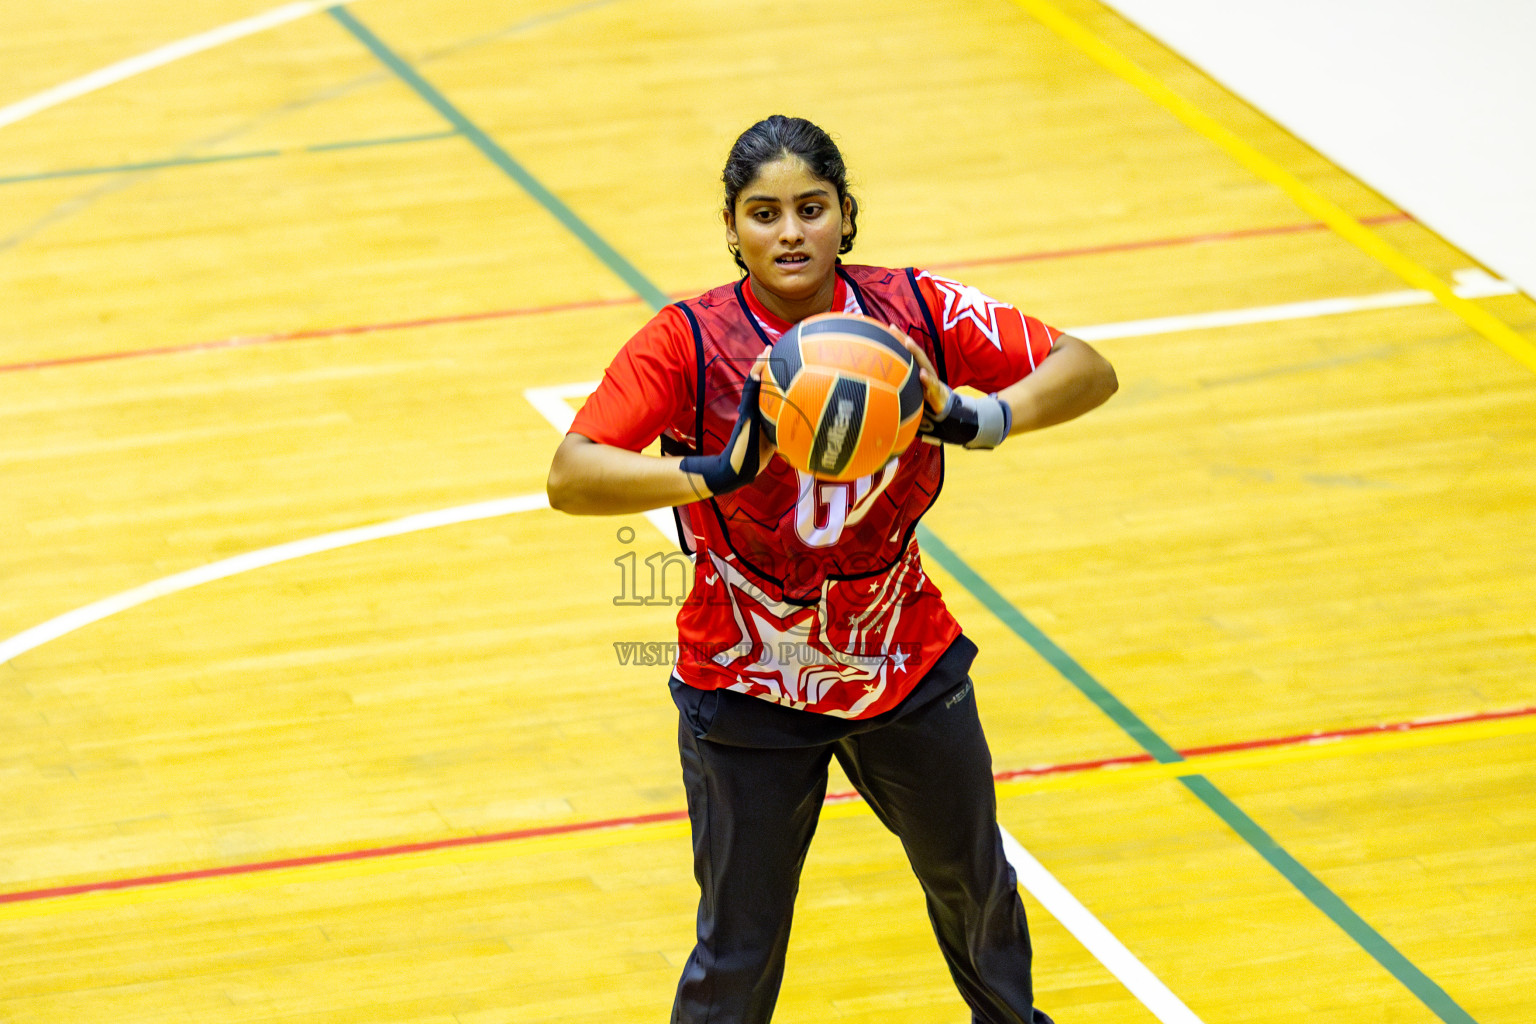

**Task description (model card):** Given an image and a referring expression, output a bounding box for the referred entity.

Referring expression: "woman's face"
[726,155,853,322]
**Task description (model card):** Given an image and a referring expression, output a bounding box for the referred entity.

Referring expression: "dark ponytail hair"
[722,115,859,273]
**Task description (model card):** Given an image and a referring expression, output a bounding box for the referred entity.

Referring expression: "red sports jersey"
[572,264,1058,718]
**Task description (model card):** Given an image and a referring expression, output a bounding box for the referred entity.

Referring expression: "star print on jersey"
[922,272,1013,350]
[734,603,839,705]
[703,548,898,713]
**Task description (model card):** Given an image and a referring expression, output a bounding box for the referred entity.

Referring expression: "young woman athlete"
[547,115,1117,1024]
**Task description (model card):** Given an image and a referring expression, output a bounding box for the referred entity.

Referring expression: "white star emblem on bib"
[925,273,1011,350]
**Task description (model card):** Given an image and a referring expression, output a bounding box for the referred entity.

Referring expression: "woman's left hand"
[746,345,778,467]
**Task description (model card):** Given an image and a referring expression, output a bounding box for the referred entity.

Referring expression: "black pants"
[670,660,1053,1024]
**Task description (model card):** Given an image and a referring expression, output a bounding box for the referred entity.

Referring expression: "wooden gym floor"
[2,1,1533,1021]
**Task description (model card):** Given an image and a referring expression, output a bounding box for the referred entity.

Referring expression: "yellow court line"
[1009,0,1536,375]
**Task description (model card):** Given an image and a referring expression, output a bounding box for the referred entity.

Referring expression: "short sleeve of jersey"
[914,271,1059,393]
[569,305,695,452]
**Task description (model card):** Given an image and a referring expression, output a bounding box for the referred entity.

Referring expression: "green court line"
[301,129,460,151]
[1179,775,1476,1024]
[329,10,1477,1022]
[914,524,1184,763]
[0,130,459,186]
[917,524,1478,1024]
[329,5,670,312]
[0,149,282,184]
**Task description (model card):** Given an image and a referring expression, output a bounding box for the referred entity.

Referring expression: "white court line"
[0,1,359,132]
[1070,267,1516,341]
[4,389,1199,1019]
[7,264,1511,1016]
[527,380,679,546]
[0,494,546,668]
[1001,828,1204,1023]
[522,380,592,434]
[6,268,1511,666]
[0,380,650,669]
[0,12,1479,1011]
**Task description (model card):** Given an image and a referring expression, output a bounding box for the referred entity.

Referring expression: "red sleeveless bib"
[665,266,961,718]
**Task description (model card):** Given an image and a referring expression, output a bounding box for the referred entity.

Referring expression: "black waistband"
[670,633,978,749]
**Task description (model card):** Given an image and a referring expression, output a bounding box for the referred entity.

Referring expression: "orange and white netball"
[758,313,925,482]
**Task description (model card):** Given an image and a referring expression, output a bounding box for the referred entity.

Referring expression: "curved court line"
[322,0,1472,1003]
[0,2,619,257]
[0,493,548,669]
[0,1,360,132]
[1010,0,1536,377]
[0,9,1466,1017]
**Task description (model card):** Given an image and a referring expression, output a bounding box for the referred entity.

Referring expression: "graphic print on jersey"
[793,463,900,547]
[701,526,926,717]
[919,272,1014,351]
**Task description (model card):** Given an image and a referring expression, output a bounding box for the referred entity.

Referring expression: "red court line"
[1177,702,1536,758]
[925,212,1411,272]
[3,701,1528,908]
[1,213,1412,375]
[0,296,641,374]
[0,809,688,906]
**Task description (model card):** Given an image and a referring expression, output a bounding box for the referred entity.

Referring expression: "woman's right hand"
[682,346,775,497]
[734,346,777,473]
[897,330,953,420]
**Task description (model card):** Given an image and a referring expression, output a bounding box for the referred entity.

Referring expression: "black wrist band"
[922,391,1011,449]
[680,378,762,495]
